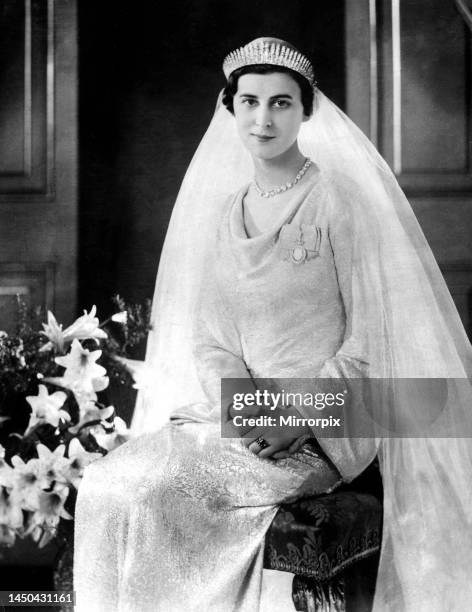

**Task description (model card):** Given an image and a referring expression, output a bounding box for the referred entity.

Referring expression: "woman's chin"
[248,147,287,162]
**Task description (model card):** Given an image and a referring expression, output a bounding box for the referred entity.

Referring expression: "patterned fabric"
[74,177,376,612]
[292,575,345,612]
[264,490,382,581]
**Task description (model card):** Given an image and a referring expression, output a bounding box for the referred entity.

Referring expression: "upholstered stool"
[264,462,383,612]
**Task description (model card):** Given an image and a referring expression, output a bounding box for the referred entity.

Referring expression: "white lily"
[10,456,47,511]
[40,306,107,352]
[44,339,108,404]
[114,356,153,390]
[0,486,24,546]
[64,438,102,489]
[24,444,70,491]
[111,311,128,324]
[92,416,130,452]
[0,455,15,489]
[26,486,72,547]
[67,402,115,435]
[55,339,106,391]
[24,385,70,435]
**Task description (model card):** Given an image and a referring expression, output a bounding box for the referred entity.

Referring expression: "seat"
[264,460,383,611]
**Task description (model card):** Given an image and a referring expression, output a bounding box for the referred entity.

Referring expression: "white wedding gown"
[74,171,377,611]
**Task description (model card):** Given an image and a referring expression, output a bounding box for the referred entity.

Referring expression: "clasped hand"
[226,402,312,460]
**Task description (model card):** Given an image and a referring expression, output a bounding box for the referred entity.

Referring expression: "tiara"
[223,38,315,86]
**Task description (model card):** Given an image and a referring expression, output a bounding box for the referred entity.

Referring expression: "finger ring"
[255,436,270,450]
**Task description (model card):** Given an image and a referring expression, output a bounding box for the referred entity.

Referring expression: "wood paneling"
[346,0,472,332]
[0,262,54,332]
[0,0,77,327]
[0,0,54,199]
[346,0,472,195]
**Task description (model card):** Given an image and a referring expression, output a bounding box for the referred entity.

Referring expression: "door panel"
[346,0,472,335]
[0,0,77,331]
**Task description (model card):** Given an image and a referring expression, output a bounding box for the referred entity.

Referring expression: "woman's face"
[233,71,309,161]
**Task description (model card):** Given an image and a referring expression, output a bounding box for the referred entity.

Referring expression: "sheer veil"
[132,88,472,610]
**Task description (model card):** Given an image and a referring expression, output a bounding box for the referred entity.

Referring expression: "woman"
[74,38,472,611]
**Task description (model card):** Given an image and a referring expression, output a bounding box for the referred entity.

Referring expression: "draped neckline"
[229,164,322,243]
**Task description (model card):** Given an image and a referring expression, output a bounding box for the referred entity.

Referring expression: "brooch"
[291,230,309,264]
[279,224,322,264]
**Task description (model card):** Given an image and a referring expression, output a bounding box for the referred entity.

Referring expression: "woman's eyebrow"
[238,93,294,99]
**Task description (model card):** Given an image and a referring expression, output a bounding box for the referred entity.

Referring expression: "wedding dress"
[75,89,472,611]
[74,168,377,611]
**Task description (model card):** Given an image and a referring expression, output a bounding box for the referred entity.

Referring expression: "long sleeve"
[298,185,378,480]
[318,187,370,379]
[192,256,255,411]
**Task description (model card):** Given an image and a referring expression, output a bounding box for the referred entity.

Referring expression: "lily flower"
[10,456,47,511]
[39,311,65,352]
[40,306,107,352]
[92,416,130,452]
[0,486,24,546]
[44,339,108,403]
[44,376,109,409]
[54,339,107,391]
[26,486,72,548]
[0,455,15,489]
[24,385,70,435]
[68,402,114,435]
[111,311,128,324]
[22,444,70,491]
[114,356,153,390]
[64,438,102,488]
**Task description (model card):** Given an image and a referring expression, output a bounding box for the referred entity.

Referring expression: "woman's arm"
[299,186,377,480]
[192,255,257,423]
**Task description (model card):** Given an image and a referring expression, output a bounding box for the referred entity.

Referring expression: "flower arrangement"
[0,297,152,548]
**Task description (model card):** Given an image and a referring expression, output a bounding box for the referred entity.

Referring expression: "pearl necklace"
[253,158,312,198]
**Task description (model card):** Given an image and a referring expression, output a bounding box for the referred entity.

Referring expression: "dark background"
[78,0,345,314]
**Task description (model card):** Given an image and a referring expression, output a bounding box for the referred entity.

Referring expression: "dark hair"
[222,65,314,116]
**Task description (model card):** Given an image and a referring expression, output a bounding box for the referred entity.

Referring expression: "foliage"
[0,297,152,548]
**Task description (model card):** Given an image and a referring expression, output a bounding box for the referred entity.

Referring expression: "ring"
[255,436,270,450]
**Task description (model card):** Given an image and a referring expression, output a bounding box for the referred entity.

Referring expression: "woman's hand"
[241,406,312,459]
[224,398,269,438]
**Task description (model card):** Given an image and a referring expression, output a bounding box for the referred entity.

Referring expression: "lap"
[82,420,339,509]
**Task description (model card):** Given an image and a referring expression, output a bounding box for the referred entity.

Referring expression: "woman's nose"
[255,106,272,128]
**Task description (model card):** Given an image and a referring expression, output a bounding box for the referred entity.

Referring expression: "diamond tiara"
[222,38,315,86]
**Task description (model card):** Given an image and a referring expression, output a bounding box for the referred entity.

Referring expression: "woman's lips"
[251,134,275,143]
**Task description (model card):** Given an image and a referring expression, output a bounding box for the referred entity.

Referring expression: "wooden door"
[0,0,77,331]
[346,0,472,335]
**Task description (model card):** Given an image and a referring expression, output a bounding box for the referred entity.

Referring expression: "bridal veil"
[132,84,472,610]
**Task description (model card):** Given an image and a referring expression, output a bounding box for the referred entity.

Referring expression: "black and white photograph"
[1,1,472,611]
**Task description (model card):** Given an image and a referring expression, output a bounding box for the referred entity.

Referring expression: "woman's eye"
[241,99,257,107]
[273,100,290,108]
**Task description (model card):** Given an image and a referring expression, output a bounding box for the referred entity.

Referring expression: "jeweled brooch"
[278,224,322,264]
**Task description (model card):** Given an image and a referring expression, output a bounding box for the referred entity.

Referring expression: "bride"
[74,38,472,611]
